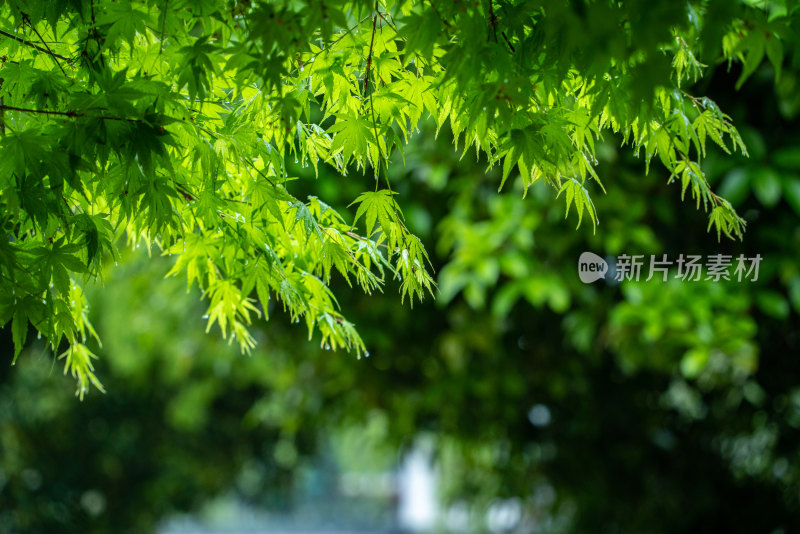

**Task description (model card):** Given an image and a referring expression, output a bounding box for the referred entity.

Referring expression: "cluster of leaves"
[0,0,793,394]
[3,42,800,532]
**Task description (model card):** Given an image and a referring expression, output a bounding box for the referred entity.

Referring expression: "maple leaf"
[328,114,376,168]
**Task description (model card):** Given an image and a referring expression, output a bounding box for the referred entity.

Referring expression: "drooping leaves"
[0,0,780,395]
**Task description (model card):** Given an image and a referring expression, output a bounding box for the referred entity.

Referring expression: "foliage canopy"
[0,0,792,394]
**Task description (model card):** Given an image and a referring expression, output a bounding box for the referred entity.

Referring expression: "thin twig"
[89,0,105,68]
[360,16,381,84]
[364,2,409,241]
[61,194,75,216]
[425,0,452,29]
[1,105,78,117]
[175,182,196,202]
[501,31,515,52]
[365,1,383,192]
[288,15,371,78]
[175,180,247,205]
[374,8,440,74]
[487,0,498,43]
[0,104,142,122]
[364,8,378,99]
[22,16,68,77]
[159,0,169,54]
[0,28,70,61]
[241,155,278,187]
[680,89,708,110]
[0,83,4,136]
[344,230,389,249]
[192,122,220,138]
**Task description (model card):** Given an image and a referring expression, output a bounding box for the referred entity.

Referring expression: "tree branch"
[425,0,452,31]
[0,29,71,61]
[0,81,4,136]
[159,0,169,54]
[241,155,278,188]
[89,0,106,68]
[0,105,142,123]
[364,2,408,238]
[21,16,69,77]
[501,31,515,52]
[288,15,372,78]
[487,0,499,43]
[1,105,77,117]
[363,7,379,99]
[365,0,383,192]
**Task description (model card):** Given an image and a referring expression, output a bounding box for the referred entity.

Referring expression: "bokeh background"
[2,51,800,534]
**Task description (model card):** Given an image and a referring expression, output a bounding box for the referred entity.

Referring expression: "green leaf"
[717,169,750,206]
[783,177,800,216]
[751,167,782,207]
[289,201,324,241]
[350,190,401,244]
[756,291,790,319]
[399,11,442,61]
[765,36,783,83]
[0,0,779,395]
[328,114,376,168]
[11,309,28,363]
[772,147,800,169]
[736,33,765,90]
[557,178,598,230]
[680,347,709,378]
